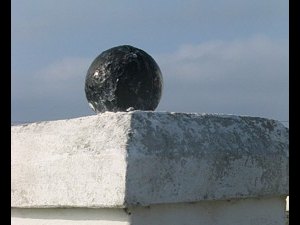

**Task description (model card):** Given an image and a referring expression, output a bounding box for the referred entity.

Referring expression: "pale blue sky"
[12,0,289,127]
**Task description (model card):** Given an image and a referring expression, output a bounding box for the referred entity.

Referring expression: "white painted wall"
[12,208,130,225]
[12,197,286,225]
[11,112,289,225]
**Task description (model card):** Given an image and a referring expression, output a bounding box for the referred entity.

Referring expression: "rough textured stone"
[11,111,289,208]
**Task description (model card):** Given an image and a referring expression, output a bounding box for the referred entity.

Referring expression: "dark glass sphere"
[85,45,163,113]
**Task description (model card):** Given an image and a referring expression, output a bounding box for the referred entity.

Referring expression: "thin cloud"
[33,57,91,94]
[156,35,288,121]
[12,57,94,122]
[12,35,288,123]
[38,57,91,81]
[157,35,287,80]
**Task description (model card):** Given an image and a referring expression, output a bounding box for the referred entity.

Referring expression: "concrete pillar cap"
[11,111,289,208]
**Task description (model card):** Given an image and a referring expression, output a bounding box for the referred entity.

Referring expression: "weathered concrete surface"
[126,112,289,206]
[11,111,289,208]
[12,197,286,225]
[11,113,131,208]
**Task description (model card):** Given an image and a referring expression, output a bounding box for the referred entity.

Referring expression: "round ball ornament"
[85,45,163,113]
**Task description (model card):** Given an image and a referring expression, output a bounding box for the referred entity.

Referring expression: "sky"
[11,0,289,127]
